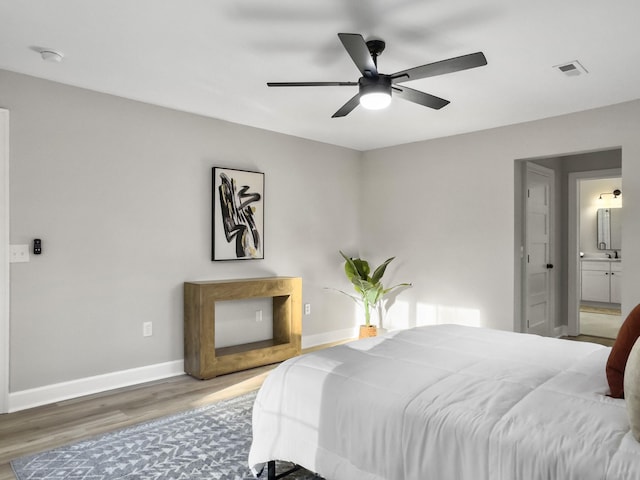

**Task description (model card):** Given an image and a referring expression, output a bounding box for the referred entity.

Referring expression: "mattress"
[249,324,640,479]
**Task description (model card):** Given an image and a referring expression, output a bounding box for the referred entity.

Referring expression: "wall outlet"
[9,244,30,263]
[304,303,311,315]
[143,321,153,337]
[255,310,263,322]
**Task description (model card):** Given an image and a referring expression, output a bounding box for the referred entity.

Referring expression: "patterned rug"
[11,391,319,480]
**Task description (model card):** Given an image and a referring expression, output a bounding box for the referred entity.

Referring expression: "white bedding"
[249,324,640,479]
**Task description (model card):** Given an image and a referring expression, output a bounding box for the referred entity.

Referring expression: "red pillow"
[606,304,640,398]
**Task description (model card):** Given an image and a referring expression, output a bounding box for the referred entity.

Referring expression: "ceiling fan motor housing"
[359,75,391,97]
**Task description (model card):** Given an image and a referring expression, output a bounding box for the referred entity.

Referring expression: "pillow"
[624,337,640,441]
[606,304,640,398]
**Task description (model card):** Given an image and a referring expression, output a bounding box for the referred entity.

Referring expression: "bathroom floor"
[579,305,622,340]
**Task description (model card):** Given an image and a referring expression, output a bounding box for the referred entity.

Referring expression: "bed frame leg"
[264,460,302,479]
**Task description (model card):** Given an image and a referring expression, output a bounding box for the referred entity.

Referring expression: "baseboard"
[8,329,359,413]
[301,327,357,350]
[8,360,184,413]
[554,325,568,338]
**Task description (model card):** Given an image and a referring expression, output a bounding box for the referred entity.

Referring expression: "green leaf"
[371,257,395,283]
[340,251,359,283]
[364,285,383,305]
[382,282,412,295]
[352,258,370,280]
[341,250,370,285]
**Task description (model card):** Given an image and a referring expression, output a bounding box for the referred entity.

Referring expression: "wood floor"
[0,364,277,480]
[0,335,613,479]
[0,339,350,480]
[565,334,615,347]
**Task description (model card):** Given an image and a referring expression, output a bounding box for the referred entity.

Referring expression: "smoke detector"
[40,49,64,63]
[553,60,588,77]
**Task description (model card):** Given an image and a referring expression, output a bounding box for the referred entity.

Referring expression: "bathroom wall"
[580,177,622,256]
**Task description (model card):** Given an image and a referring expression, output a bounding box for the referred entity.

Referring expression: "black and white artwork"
[212,167,264,260]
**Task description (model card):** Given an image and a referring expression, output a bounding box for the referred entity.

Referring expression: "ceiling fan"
[267,33,487,118]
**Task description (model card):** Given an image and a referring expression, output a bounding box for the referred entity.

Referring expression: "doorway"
[515,149,622,338]
[570,170,622,340]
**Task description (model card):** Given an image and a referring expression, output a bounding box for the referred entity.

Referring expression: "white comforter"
[249,324,640,480]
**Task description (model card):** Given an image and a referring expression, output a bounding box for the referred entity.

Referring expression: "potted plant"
[338,250,411,338]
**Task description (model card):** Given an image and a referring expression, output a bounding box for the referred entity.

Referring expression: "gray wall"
[579,176,622,255]
[1,70,362,392]
[361,102,640,333]
[5,68,640,399]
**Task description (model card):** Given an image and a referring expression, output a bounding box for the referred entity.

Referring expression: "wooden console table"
[183,277,302,379]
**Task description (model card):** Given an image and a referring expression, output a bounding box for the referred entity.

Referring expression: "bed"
[248,324,640,480]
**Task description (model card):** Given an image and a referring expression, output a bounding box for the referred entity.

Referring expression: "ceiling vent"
[554,60,588,77]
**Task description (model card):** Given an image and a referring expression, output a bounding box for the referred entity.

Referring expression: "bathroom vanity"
[581,259,622,305]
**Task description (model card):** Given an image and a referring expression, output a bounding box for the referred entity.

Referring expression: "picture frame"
[212,167,264,261]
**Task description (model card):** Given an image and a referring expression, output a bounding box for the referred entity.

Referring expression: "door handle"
[546,264,554,269]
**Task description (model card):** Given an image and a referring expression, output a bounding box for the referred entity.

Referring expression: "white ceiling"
[1,0,639,151]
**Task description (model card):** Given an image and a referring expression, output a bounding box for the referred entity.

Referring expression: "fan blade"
[391,52,487,83]
[267,81,358,87]
[392,85,450,110]
[332,93,361,118]
[338,33,378,78]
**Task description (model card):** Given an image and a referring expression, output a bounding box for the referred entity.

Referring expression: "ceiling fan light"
[358,76,392,110]
[360,92,391,110]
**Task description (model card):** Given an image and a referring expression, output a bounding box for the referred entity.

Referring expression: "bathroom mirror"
[597,207,622,250]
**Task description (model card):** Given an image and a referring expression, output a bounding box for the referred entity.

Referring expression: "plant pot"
[359,325,378,339]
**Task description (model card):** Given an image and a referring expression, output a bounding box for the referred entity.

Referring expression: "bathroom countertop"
[581,257,621,262]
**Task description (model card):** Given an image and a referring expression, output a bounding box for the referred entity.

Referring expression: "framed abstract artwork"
[212,167,264,261]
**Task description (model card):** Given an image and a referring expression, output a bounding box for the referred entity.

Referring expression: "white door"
[0,109,9,413]
[524,164,555,336]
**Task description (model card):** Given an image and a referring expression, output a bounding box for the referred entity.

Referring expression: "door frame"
[568,167,622,336]
[0,109,9,413]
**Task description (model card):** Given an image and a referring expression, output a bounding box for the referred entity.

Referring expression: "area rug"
[11,391,320,480]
